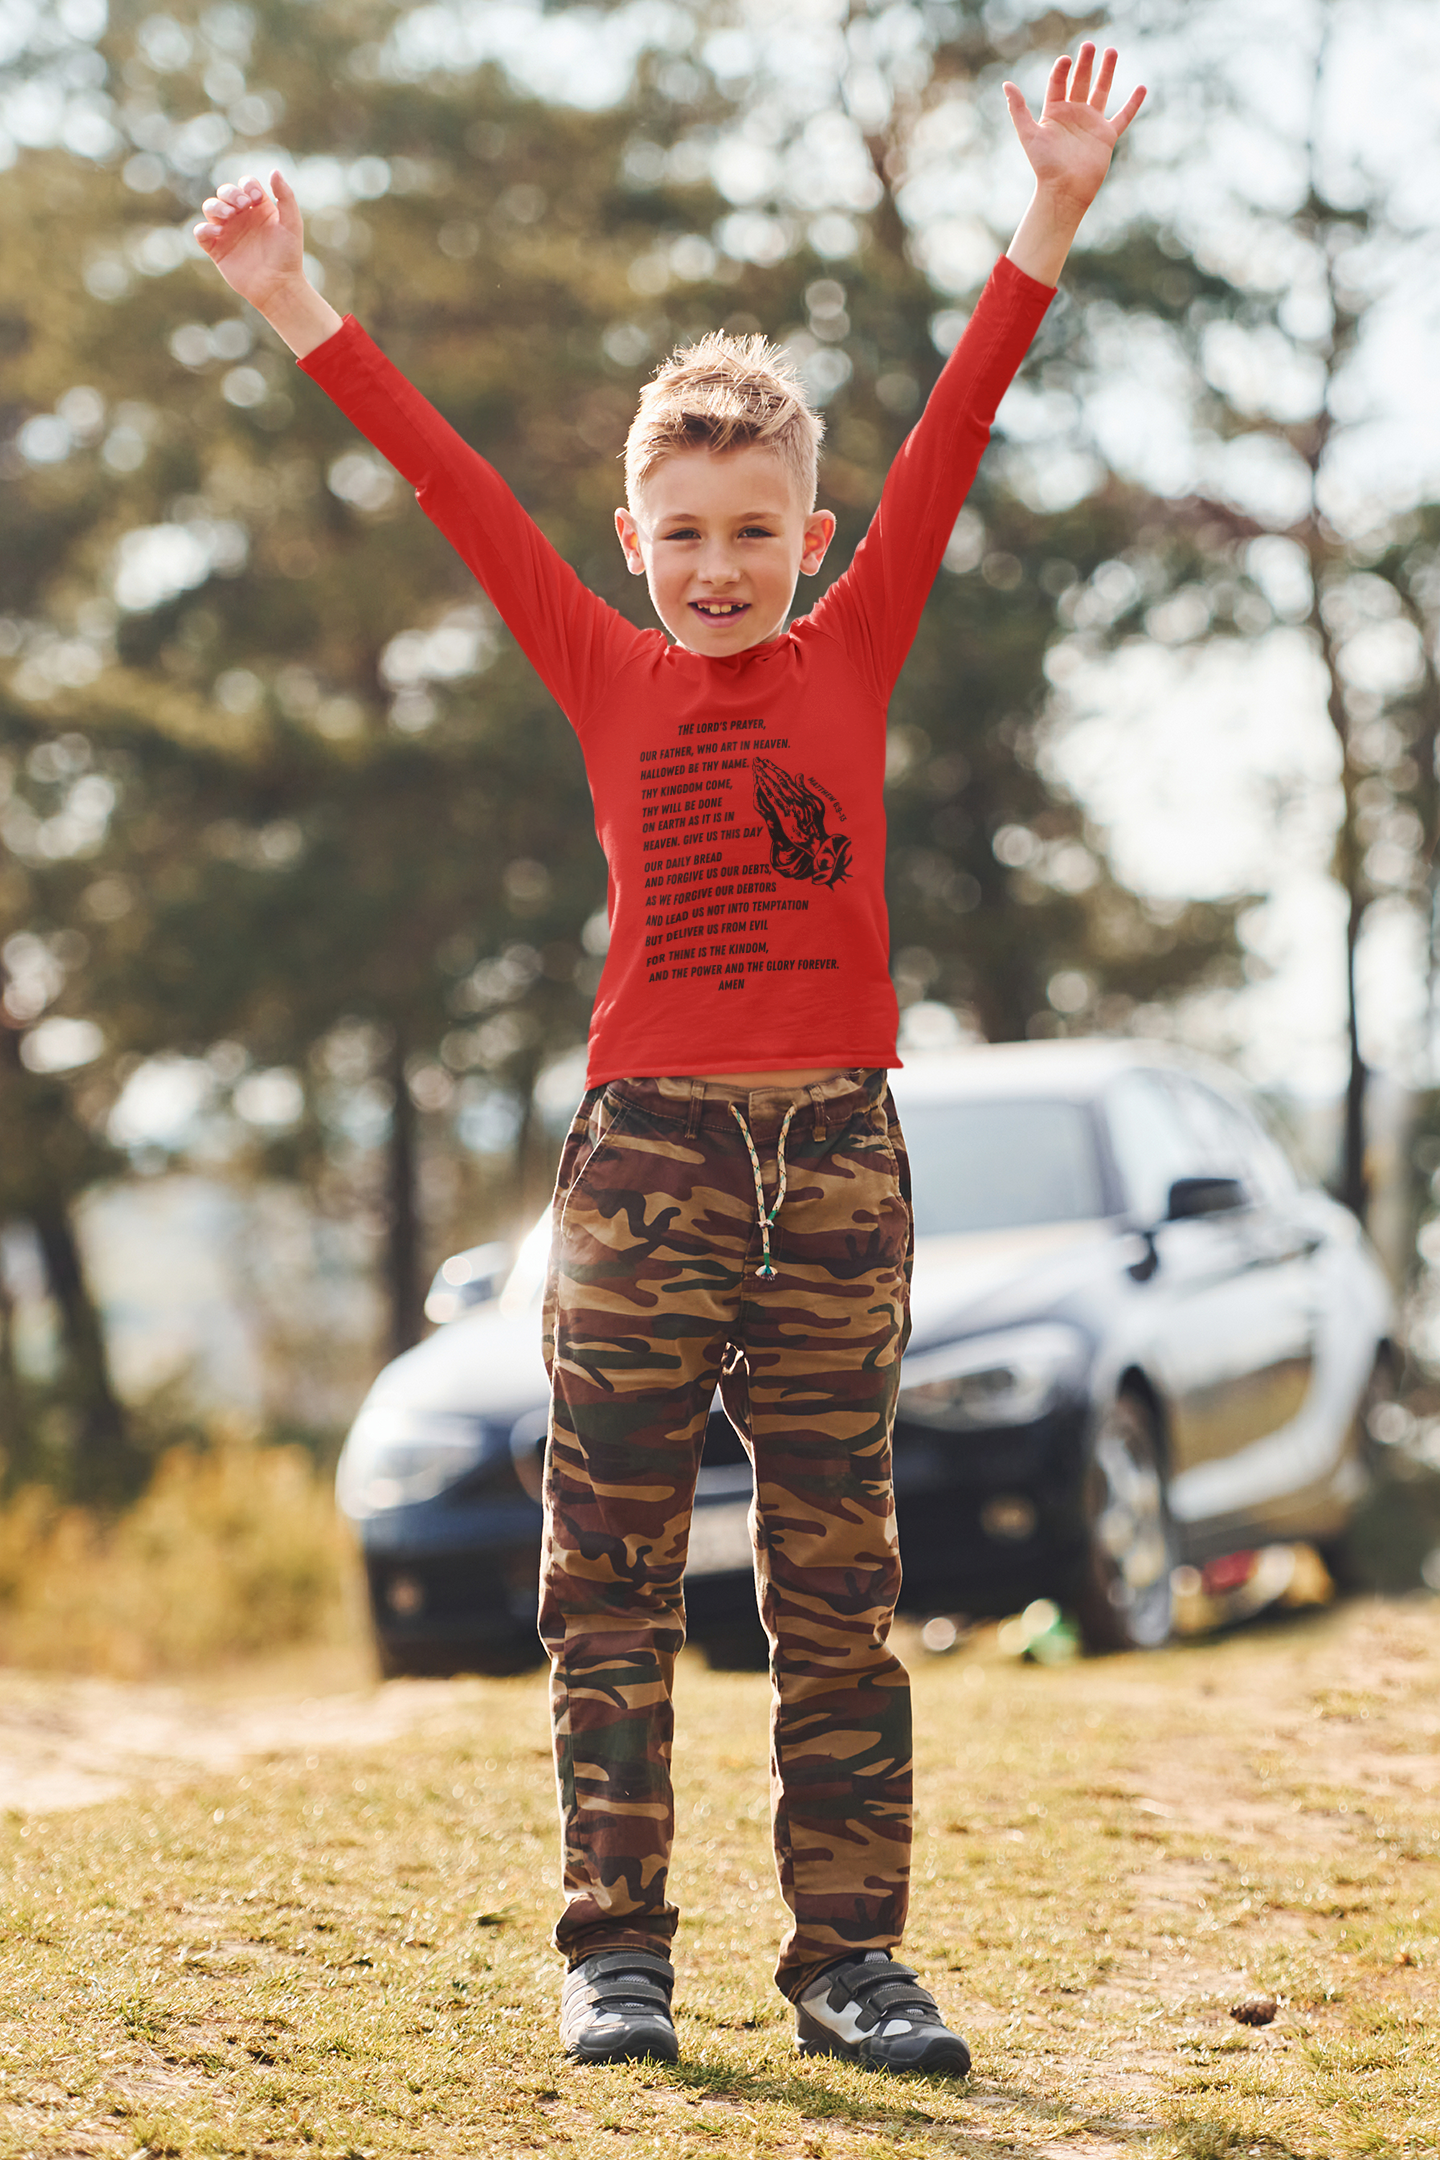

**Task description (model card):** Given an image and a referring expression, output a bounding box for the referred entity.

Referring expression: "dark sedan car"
[337,1041,1394,1669]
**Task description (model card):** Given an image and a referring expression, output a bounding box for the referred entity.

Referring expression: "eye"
[740,524,777,539]
[661,524,699,542]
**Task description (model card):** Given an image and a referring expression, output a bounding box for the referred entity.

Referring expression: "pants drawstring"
[729,1101,796,1282]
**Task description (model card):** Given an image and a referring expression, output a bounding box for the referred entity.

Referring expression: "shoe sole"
[565,2026,679,2067]
[796,2027,970,2077]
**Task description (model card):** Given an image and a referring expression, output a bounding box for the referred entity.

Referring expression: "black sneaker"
[795,1951,971,2076]
[560,1947,679,2065]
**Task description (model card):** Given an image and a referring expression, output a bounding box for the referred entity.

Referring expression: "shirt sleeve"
[298,317,646,731]
[806,255,1055,698]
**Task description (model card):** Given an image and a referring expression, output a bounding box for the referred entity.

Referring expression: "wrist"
[258,273,344,359]
[1024,180,1091,236]
[263,266,309,299]
[1006,182,1091,287]
[257,268,321,318]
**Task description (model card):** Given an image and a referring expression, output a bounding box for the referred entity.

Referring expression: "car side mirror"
[1165,1175,1247,1221]
[424,1240,514,1324]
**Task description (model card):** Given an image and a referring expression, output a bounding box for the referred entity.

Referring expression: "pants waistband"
[605,1068,888,1140]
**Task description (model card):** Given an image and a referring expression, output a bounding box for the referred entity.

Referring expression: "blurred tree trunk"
[383,1028,425,1357]
[0,1267,25,1478]
[1299,4,1369,1217]
[1308,524,1370,1218]
[1111,1,1394,1222]
[30,1198,139,1502]
[1395,588,1440,1084]
[0,1011,136,1498]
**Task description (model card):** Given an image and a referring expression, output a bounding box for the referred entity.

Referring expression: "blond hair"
[624,331,824,508]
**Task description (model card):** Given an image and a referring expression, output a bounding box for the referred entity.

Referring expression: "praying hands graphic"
[752,757,852,887]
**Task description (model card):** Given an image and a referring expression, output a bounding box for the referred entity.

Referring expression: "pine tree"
[1,0,1253,1461]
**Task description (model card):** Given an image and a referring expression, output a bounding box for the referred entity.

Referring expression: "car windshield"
[899,1097,1107,1237]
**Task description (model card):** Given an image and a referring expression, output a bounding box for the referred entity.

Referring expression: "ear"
[615,507,647,577]
[800,508,837,577]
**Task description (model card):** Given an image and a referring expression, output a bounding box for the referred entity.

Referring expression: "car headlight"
[336,1406,494,1518]
[898,1323,1088,1431]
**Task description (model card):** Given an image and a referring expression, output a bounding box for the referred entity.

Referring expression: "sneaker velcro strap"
[828,1961,942,2024]
[567,1949,675,2009]
[561,1947,679,2065]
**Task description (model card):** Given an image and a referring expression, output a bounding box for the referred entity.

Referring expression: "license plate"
[686,1500,754,1576]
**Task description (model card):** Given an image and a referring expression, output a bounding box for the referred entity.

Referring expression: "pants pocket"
[557,1089,634,1241]
[553,1088,604,1204]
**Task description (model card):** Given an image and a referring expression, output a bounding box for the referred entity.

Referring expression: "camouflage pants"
[539,1068,914,2000]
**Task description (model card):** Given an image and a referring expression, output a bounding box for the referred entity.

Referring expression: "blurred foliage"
[0,0,1253,1492]
[1022,1,1440,1226]
[0,1443,355,1674]
[1323,1445,1440,1597]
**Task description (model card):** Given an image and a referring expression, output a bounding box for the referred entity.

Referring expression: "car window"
[1167,1077,1298,1203]
[1165,1078,1248,1179]
[899,1098,1106,1236]
[1103,1072,1206,1223]
[1243,1095,1304,1197]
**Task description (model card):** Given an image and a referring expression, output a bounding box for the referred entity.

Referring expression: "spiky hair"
[624,330,824,508]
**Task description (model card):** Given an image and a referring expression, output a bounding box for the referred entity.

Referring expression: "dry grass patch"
[0,1449,357,1677]
[3,1599,1440,2157]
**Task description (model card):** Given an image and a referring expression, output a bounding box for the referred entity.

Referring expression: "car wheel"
[1071,1390,1177,1653]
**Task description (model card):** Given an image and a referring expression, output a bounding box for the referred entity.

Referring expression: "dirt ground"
[0,1641,442,1814]
[3,1597,1440,2157]
[1,1586,1432,1822]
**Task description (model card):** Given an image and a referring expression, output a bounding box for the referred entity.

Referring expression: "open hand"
[194,170,306,311]
[1004,44,1145,213]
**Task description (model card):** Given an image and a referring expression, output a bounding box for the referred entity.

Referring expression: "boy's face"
[615,445,836,656]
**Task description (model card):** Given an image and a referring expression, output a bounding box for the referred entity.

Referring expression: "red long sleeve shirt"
[300,258,1053,1084]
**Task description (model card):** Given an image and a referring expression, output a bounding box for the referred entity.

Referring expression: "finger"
[1003,80,1038,145]
[1110,84,1147,139]
[202,196,234,221]
[1069,41,1096,104]
[193,221,223,253]
[1091,46,1119,110]
[1042,53,1071,112]
[271,167,304,239]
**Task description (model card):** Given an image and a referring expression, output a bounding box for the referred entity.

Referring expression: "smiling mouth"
[690,600,750,620]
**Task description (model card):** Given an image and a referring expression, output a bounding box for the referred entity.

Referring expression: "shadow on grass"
[638,2052,1154,2143]
[1167,2122,1312,2160]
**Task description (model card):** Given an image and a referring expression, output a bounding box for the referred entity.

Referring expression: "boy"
[196,43,1143,2075]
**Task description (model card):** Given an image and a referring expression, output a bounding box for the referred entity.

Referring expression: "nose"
[696,539,741,584]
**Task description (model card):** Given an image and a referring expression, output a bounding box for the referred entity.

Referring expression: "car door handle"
[1246,1227,1324,1265]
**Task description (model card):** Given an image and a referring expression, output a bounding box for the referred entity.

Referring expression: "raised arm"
[1003,43,1146,285]
[806,44,1143,693]
[191,171,645,728]
[194,170,341,356]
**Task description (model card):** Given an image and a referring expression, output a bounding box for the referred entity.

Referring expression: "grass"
[4,1596,1440,2158]
[0,1448,356,1677]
